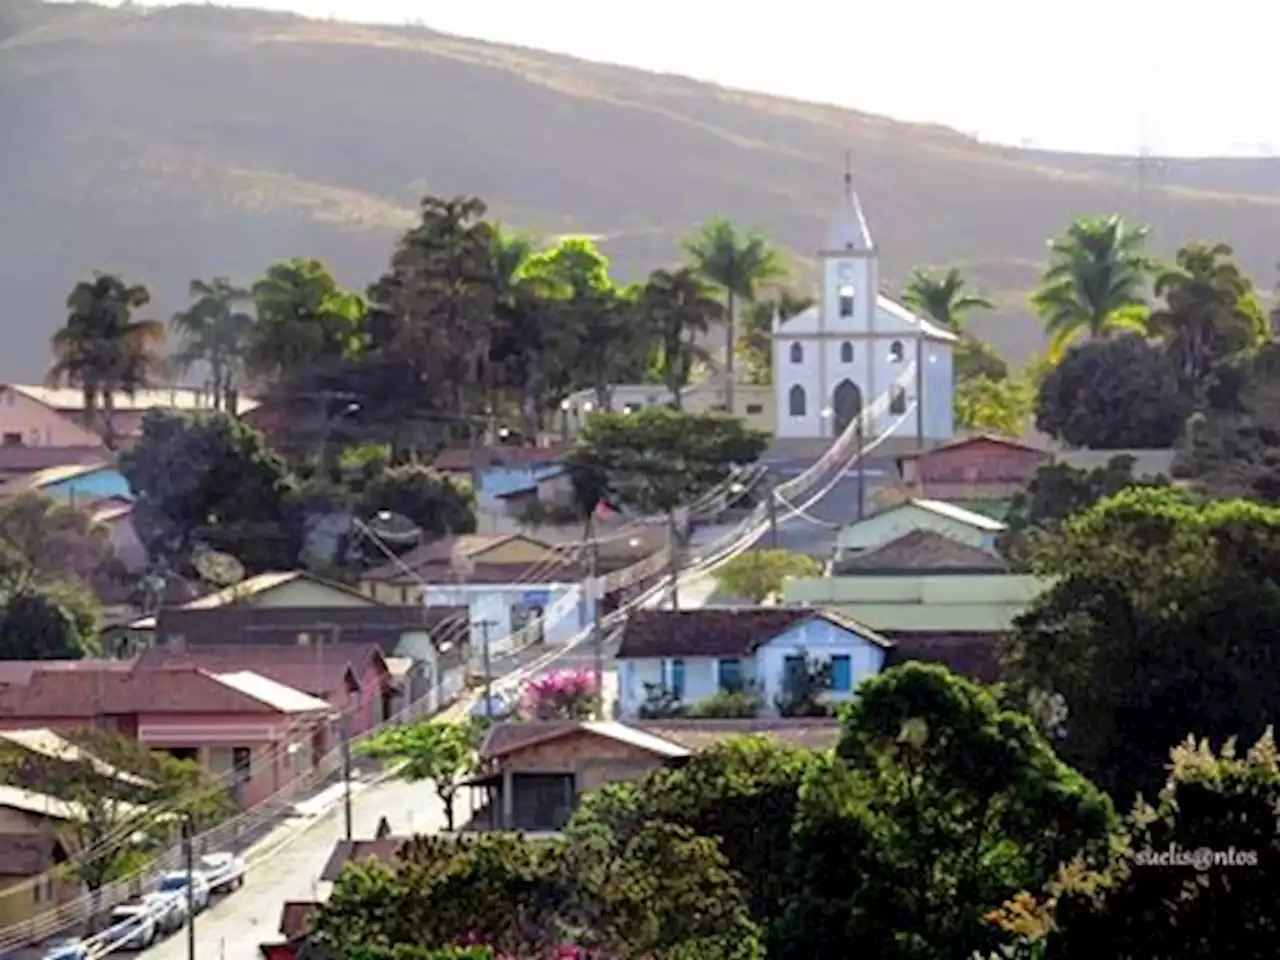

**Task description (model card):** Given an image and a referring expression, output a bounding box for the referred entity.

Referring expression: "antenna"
[192,547,246,588]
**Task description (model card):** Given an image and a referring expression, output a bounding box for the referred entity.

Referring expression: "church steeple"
[825,152,874,253]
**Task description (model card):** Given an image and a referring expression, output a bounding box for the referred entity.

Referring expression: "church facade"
[772,178,956,442]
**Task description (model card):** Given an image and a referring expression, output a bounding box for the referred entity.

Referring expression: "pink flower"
[521,669,599,720]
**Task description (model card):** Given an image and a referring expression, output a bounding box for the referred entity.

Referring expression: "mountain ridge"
[1,0,1278,379]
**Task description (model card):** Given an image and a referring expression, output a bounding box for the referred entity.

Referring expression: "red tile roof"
[134,643,386,697]
[320,837,410,881]
[616,606,890,659]
[832,530,1008,574]
[881,631,1006,684]
[896,434,1050,461]
[278,901,319,940]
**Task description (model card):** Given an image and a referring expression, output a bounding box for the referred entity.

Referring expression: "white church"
[772,175,957,443]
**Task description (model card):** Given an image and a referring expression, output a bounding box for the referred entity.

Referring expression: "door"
[832,379,863,435]
[511,773,577,831]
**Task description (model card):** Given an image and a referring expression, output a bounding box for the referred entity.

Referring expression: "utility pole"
[340,713,353,841]
[767,486,779,549]
[588,528,604,718]
[666,512,681,610]
[477,620,495,718]
[855,419,867,521]
[182,814,196,960]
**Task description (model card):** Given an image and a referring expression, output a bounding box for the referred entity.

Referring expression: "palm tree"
[1148,241,1268,387]
[902,266,994,333]
[640,268,723,409]
[1029,215,1157,354]
[48,273,166,447]
[170,277,256,414]
[683,218,787,414]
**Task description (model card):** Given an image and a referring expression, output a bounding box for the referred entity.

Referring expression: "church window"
[838,285,855,318]
[889,340,905,363]
[788,384,807,417]
[789,342,804,364]
[890,387,908,415]
[840,341,854,363]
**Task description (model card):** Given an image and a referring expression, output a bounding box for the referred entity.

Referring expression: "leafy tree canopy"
[356,721,481,832]
[0,580,99,660]
[954,375,1034,437]
[358,464,477,542]
[712,549,820,603]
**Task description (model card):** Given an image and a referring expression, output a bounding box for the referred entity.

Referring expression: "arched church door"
[832,379,863,435]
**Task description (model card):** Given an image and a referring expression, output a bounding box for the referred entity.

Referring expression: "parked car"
[199,851,247,893]
[41,939,86,960]
[105,904,156,951]
[470,689,517,719]
[140,890,187,933]
[155,870,211,912]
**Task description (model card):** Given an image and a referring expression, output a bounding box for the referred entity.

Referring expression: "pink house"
[0,662,334,808]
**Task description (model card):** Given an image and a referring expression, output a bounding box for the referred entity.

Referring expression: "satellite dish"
[192,547,246,587]
[363,510,422,548]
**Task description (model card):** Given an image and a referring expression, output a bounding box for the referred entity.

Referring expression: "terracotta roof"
[0,833,67,874]
[896,434,1050,460]
[481,718,843,761]
[135,643,385,697]
[0,665,329,719]
[480,720,692,762]
[278,901,319,940]
[833,530,1008,574]
[881,631,1006,684]
[432,446,563,471]
[615,606,890,659]
[0,658,134,687]
[320,837,410,881]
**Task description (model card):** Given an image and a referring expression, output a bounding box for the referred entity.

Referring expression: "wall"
[784,573,1049,632]
[244,581,376,610]
[0,871,78,935]
[835,505,997,555]
[904,441,1049,486]
[0,389,100,447]
[423,582,592,659]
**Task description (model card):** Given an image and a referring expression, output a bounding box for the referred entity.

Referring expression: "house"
[833,499,1007,561]
[320,836,412,882]
[0,384,259,448]
[614,607,892,720]
[363,534,596,659]
[832,529,1009,576]
[0,664,335,808]
[473,718,842,831]
[884,434,1053,517]
[431,445,566,509]
[772,173,956,446]
[149,601,468,717]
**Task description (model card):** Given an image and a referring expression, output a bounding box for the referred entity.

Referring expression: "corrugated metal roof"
[0,784,145,821]
[7,384,261,415]
[579,721,692,759]
[182,572,303,609]
[909,499,1007,532]
[212,671,333,714]
[0,728,152,786]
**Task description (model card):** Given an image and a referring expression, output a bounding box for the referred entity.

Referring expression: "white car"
[140,890,187,933]
[199,851,247,894]
[155,870,211,912]
[41,939,87,960]
[105,905,156,951]
[470,689,517,720]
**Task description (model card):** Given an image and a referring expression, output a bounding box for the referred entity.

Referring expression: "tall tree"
[1148,241,1268,390]
[0,492,119,592]
[248,258,366,384]
[683,218,787,414]
[738,290,815,385]
[640,267,723,409]
[0,580,100,661]
[170,277,256,413]
[1029,215,1157,354]
[48,273,167,447]
[902,265,994,333]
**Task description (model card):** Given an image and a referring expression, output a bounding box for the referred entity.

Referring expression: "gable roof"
[480,720,692,762]
[833,529,1008,574]
[616,605,890,659]
[135,643,386,696]
[178,571,378,610]
[481,718,843,759]
[210,672,333,713]
[902,499,1007,532]
[776,297,959,343]
[896,434,1050,461]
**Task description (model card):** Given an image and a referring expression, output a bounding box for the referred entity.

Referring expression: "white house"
[834,499,1006,560]
[615,606,891,719]
[773,172,957,442]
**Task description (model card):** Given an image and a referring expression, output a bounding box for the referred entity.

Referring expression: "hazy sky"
[120,0,1276,157]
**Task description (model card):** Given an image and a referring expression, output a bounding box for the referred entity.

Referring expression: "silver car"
[140,890,187,934]
[155,870,211,912]
[105,905,156,951]
[199,851,247,894]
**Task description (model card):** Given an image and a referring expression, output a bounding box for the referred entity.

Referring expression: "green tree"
[0,580,99,660]
[48,273,167,447]
[169,277,256,414]
[713,549,820,603]
[902,265,994,333]
[0,492,119,592]
[571,408,768,607]
[737,290,814,385]
[1029,216,1157,354]
[1005,487,1280,800]
[358,465,477,544]
[683,218,787,414]
[1035,333,1190,449]
[249,257,366,383]
[120,409,296,573]
[357,721,477,832]
[954,336,1011,384]
[1148,241,1268,392]
[954,375,1034,436]
[640,268,724,409]
[787,663,1116,960]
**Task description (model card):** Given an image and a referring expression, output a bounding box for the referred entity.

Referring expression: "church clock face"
[837,262,856,281]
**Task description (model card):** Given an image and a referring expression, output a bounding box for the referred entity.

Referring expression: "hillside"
[1,1,1279,379]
